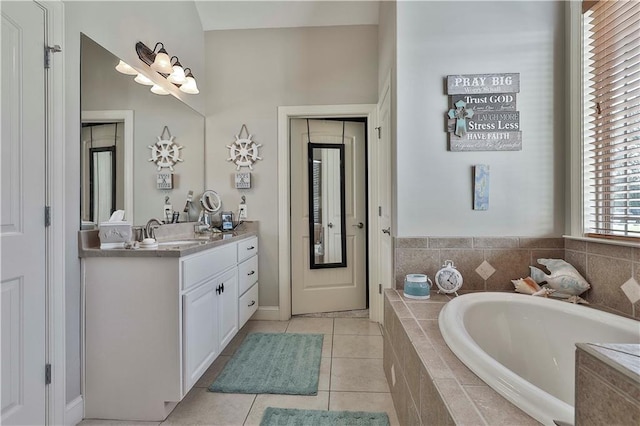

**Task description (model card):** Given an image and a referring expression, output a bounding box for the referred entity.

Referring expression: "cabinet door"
[183,278,218,393]
[217,268,238,351]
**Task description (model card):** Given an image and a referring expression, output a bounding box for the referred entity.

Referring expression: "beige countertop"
[78,221,258,258]
[576,342,640,385]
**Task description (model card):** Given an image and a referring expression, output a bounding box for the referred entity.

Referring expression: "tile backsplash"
[394,236,640,319]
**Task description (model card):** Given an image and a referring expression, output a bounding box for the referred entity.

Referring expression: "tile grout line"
[241,394,258,426]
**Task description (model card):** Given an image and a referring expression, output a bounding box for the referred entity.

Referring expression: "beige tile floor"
[80,317,399,426]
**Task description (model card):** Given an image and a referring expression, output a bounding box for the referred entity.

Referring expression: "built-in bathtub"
[439,292,640,426]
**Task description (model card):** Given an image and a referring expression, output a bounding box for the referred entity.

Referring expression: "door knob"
[382,227,391,235]
[352,222,364,229]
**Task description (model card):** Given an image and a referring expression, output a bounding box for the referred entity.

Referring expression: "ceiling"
[194,1,380,31]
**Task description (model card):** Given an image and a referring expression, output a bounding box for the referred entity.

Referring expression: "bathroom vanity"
[79,224,258,421]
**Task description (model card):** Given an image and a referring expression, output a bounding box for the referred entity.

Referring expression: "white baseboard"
[251,306,281,321]
[65,395,84,426]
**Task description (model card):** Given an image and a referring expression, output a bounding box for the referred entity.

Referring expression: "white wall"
[204,25,378,306]
[64,0,204,403]
[396,1,566,237]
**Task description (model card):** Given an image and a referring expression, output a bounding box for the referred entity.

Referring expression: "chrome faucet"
[145,218,163,240]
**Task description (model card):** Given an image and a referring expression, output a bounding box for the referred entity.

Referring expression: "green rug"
[260,407,390,426]
[208,333,323,395]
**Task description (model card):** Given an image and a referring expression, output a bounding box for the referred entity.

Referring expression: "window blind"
[583,0,640,239]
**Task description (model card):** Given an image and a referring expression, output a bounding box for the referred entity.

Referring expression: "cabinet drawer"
[238,283,259,329]
[182,244,236,291]
[238,255,258,296]
[237,236,258,263]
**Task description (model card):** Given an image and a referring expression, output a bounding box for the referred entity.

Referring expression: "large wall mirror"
[80,34,205,227]
[308,143,347,268]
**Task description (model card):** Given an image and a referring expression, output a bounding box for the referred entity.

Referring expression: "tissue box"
[98,221,132,249]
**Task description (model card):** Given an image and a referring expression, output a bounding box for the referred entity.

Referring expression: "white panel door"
[1,1,47,425]
[291,119,367,315]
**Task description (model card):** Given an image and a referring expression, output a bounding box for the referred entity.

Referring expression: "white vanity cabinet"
[82,234,256,422]
[181,244,238,392]
[182,267,238,392]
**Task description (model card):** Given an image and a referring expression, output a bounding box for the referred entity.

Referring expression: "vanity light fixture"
[179,68,199,94]
[115,60,137,75]
[135,41,199,95]
[150,84,170,96]
[167,56,187,85]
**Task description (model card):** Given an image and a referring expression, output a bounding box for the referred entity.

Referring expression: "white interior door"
[377,78,393,310]
[291,119,367,315]
[1,1,47,425]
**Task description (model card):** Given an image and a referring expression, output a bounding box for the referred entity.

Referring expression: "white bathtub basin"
[439,292,639,425]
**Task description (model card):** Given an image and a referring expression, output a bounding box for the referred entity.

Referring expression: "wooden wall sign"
[447,73,520,95]
[446,73,521,151]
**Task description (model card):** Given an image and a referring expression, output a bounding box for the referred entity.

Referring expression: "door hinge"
[378,206,382,217]
[45,364,51,385]
[374,126,381,139]
[44,206,51,227]
[44,45,62,69]
[379,284,382,294]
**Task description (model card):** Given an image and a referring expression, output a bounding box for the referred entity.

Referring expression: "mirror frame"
[81,110,134,223]
[89,145,116,222]
[307,142,347,269]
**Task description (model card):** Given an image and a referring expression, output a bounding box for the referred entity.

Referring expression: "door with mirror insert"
[291,118,367,315]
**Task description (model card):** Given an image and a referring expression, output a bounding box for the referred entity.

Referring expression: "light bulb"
[168,65,187,85]
[179,76,199,94]
[179,69,199,94]
[115,60,137,75]
[151,47,172,74]
[150,84,169,95]
[134,73,154,86]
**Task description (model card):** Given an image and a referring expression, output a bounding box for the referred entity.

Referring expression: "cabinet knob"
[247,246,255,250]
[247,270,255,276]
[220,282,224,293]
[215,285,221,295]
[248,300,256,307]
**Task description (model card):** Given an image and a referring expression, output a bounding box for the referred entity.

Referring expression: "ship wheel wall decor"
[226,124,262,170]
[149,126,183,171]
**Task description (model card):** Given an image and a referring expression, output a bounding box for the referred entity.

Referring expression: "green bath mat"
[208,333,323,395]
[260,407,390,426]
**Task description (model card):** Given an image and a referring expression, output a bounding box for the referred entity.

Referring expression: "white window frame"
[566,1,640,248]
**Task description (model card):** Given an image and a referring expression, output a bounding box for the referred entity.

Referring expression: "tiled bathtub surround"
[565,239,640,318]
[383,289,538,425]
[394,237,564,292]
[575,343,640,425]
[395,236,640,319]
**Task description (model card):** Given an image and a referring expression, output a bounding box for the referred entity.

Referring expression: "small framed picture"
[157,172,173,189]
[221,211,233,230]
[235,172,251,189]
